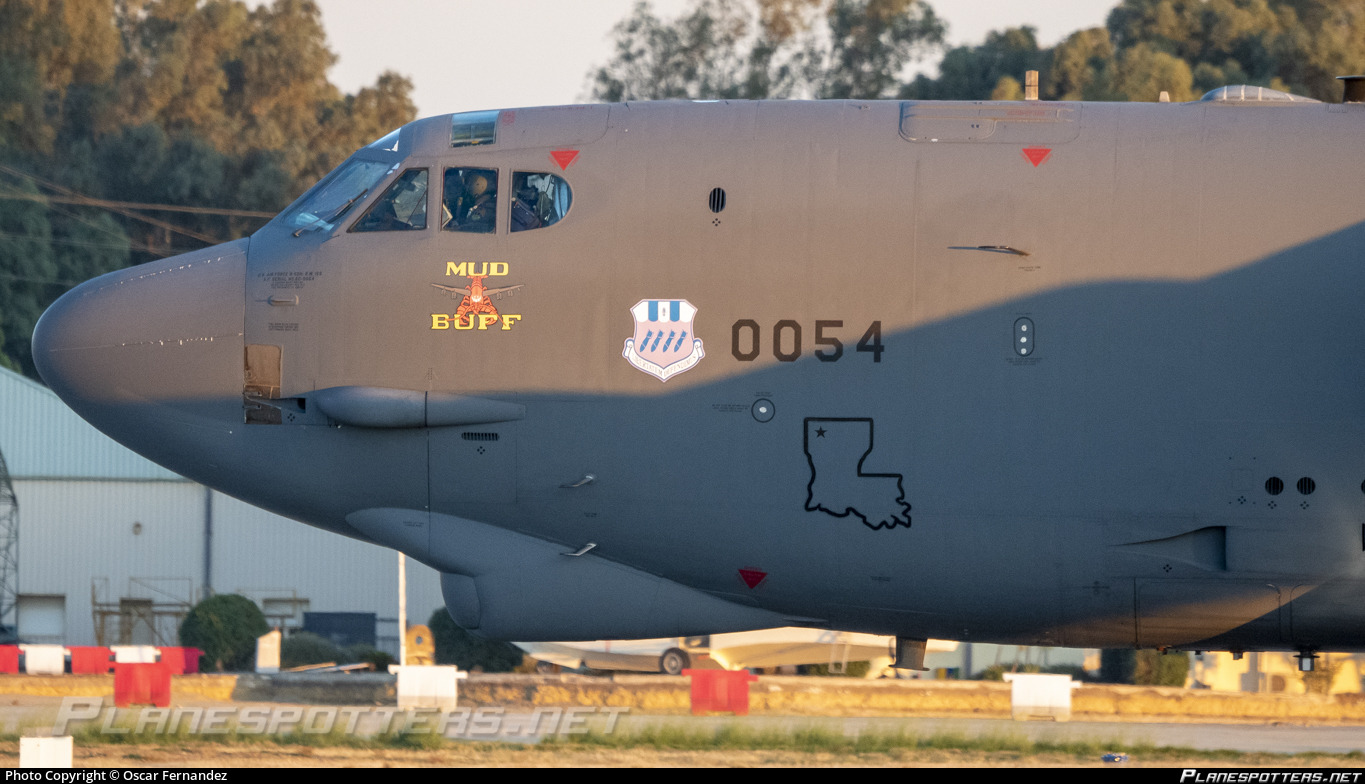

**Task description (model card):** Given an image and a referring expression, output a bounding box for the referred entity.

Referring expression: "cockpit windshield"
[281,158,400,235]
[368,128,401,152]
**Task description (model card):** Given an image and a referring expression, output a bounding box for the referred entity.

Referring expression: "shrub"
[280,631,344,669]
[974,663,1040,681]
[179,594,269,672]
[1101,649,1189,686]
[344,644,394,671]
[801,661,872,677]
[1301,659,1343,695]
[1135,650,1189,687]
[1099,649,1136,683]
[427,607,524,672]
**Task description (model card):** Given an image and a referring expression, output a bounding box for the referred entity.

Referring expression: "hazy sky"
[312,0,1115,117]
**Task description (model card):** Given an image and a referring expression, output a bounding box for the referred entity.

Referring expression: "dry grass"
[6,742,1362,768]
[3,728,1363,768]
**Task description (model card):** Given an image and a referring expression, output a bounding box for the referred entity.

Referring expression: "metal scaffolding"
[91,577,194,647]
[0,449,16,640]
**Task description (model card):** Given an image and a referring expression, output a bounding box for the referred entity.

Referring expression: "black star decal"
[815,427,826,437]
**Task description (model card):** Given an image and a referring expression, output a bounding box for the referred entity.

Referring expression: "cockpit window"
[351,168,428,232]
[510,172,572,232]
[442,167,497,233]
[282,158,399,234]
[450,110,499,147]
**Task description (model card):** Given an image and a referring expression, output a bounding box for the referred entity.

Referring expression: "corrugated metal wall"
[210,493,444,638]
[17,483,442,647]
[0,368,182,481]
[2,366,446,650]
[15,479,444,647]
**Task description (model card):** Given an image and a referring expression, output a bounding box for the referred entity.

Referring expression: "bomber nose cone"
[32,240,248,462]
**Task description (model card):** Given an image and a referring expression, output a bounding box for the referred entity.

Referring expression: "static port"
[1014,318,1035,356]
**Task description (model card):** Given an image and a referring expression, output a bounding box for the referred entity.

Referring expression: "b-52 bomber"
[34,83,1365,669]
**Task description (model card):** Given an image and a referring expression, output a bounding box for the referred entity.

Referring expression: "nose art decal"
[430,261,524,331]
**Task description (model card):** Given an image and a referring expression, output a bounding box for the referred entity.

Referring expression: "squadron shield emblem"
[623,299,705,382]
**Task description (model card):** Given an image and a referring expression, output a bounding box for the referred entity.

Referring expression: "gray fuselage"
[33,97,1365,651]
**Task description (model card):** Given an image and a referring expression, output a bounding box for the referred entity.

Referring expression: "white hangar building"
[0,366,445,653]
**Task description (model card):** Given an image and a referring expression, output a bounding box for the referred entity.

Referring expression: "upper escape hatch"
[899,102,1080,144]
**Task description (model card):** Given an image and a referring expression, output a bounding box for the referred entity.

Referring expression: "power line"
[0,191,275,219]
[0,271,92,287]
[0,184,169,257]
[0,185,145,251]
[0,163,225,245]
[0,229,171,259]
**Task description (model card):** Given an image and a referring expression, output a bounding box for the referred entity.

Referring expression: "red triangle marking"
[550,149,579,170]
[738,568,767,589]
[1022,147,1052,167]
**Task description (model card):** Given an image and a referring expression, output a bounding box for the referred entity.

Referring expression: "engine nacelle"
[346,507,784,641]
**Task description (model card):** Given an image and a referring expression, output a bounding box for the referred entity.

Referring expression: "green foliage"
[597,0,1365,105]
[902,26,1045,100]
[814,0,947,99]
[1104,41,1196,101]
[0,0,417,380]
[1045,27,1115,100]
[800,660,872,677]
[1135,649,1190,686]
[279,630,343,668]
[976,662,1092,681]
[345,645,394,671]
[975,663,1039,681]
[426,607,524,673]
[1100,648,1189,685]
[1041,664,1094,682]
[603,0,1337,104]
[589,0,781,101]
[1055,0,1365,102]
[990,75,1024,100]
[276,633,394,671]
[178,594,269,672]
[0,177,56,372]
[1300,658,1342,695]
[588,0,944,101]
[547,721,1233,762]
[1099,649,1137,683]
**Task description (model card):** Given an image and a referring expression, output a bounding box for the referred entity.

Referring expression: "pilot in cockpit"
[443,168,497,233]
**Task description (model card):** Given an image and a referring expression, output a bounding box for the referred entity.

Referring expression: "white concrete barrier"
[256,630,281,674]
[20,736,73,767]
[19,644,66,675]
[111,645,159,663]
[1002,672,1081,721]
[392,664,468,711]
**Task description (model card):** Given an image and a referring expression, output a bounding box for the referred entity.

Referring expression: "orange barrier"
[113,662,171,707]
[157,647,202,675]
[683,669,759,716]
[0,646,16,674]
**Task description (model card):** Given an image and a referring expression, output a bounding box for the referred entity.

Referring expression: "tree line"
[591,0,1365,105]
[0,0,416,377]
